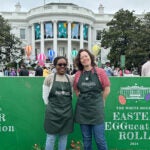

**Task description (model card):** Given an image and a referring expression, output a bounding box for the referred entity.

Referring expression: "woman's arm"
[73,71,81,97]
[102,86,110,101]
[42,85,49,105]
[42,75,53,105]
[95,67,110,102]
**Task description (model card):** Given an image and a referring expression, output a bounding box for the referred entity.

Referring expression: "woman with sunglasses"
[43,56,74,150]
[73,49,110,150]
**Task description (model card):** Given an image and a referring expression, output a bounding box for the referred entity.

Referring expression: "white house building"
[0,2,144,65]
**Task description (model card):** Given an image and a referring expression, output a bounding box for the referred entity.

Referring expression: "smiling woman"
[42,56,74,150]
[73,49,110,150]
[54,57,68,75]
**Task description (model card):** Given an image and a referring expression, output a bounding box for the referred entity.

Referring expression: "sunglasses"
[57,63,67,67]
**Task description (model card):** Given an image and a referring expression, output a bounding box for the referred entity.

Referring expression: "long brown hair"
[75,49,96,71]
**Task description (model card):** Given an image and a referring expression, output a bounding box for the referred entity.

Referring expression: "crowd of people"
[2,64,50,77]
[0,62,140,78]
[1,63,78,77]
[103,62,141,77]
[2,53,149,78]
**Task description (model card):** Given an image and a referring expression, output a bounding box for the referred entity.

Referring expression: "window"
[20,29,25,39]
[83,24,88,40]
[96,30,102,40]
[71,22,80,39]
[44,22,53,39]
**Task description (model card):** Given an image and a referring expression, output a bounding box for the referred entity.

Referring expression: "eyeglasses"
[57,63,67,67]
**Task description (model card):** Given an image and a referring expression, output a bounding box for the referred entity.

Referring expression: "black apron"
[44,74,73,134]
[75,68,104,124]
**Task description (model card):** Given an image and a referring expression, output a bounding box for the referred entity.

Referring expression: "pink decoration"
[37,53,46,66]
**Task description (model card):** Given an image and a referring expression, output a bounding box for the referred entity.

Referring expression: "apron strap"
[54,73,57,81]
[48,73,56,99]
[65,74,72,96]
[93,67,103,89]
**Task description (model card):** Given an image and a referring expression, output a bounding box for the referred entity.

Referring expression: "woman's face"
[80,51,91,67]
[56,58,67,75]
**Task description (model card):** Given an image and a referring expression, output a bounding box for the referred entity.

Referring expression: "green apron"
[44,74,73,134]
[75,68,104,124]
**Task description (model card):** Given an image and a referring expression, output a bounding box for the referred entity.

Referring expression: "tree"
[0,15,24,65]
[101,9,148,69]
[141,12,150,53]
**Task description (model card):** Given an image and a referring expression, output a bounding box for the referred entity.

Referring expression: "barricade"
[0,77,150,150]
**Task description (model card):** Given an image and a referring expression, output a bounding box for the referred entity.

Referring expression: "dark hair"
[21,64,26,69]
[75,49,96,70]
[148,53,150,59]
[53,56,68,66]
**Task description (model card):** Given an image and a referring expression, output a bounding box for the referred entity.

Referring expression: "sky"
[0,0,149,14]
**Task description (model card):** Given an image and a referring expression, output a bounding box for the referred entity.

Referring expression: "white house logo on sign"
[118,83,150,105]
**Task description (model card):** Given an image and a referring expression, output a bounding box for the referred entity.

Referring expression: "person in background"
[19,64,29,76]
[141,53,150,76]
[66,67,71,75]
[35,64,43,76]
[43,66,50,77]
[124,67,131,74]
[9,68,17,76]
[42,56,74,150]
[104,62,113,76]
[51,64,57,73]
[4,67,9,76]
[113,67,120,76]
[73,49,110,150]
[71,64,78,75]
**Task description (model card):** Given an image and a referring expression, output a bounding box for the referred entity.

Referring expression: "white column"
[80,23,84,49]
[67,21,72,65]
[53,20,57,57]
[26,26,30,45]
[31,24,35,60]
[88,25,92,51]
[40,22,45,54]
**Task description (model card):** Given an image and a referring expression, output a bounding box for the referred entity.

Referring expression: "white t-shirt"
[142,61,150,76]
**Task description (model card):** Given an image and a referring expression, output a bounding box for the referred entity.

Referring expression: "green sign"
[120,55,125,68]
[0,77,150,150]
[105,77,150,150]
[0,77,45,150]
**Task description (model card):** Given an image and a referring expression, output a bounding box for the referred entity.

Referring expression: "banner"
[83,24,88,40]
[58,22,67,38]
[105,77,150,150]
[0,77,150,150]
[34,23,41,40]
[44,22,53,38]
[0,77,45,150]
[71,23,79,39]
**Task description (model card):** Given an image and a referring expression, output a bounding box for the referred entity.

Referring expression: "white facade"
[0,2,144,65]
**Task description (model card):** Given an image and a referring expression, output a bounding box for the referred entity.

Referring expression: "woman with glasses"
[42,56,74,150]
[73,49,110,150]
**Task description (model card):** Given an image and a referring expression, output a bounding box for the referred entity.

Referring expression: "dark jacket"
[19,69,29,76]
[35,66,43,76]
